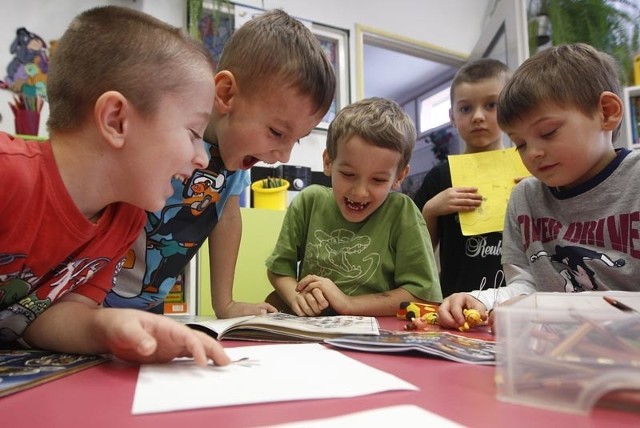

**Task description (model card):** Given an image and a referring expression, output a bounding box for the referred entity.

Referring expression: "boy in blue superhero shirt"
[104,9,336,318]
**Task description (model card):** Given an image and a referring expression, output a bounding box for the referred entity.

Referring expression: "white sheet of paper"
[131,343,418,415]
[262,405,464,428]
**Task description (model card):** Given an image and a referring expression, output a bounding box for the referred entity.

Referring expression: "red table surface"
[2,317,639,427]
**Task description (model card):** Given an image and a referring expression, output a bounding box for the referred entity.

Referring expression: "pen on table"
[603,296,640,315]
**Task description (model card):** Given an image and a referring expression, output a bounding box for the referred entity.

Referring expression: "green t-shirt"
[266,185,442,302]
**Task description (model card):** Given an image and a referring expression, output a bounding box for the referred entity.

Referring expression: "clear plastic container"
[494,292,640,414]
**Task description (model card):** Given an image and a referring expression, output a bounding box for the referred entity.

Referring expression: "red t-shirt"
[0,133,146,340]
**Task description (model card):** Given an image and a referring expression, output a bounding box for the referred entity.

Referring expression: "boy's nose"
[472,108,485,122]
[525,141,545,160]
[352,180,368,198]
[193,140,209,169]
[272,146,293,164]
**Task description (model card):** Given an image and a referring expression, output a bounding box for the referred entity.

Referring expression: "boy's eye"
[459,106,471,114]
[270,128,283,138]
[189,129,203,142]
[340,171,355,178]
[486,102,498,109]
[541,129,557,139]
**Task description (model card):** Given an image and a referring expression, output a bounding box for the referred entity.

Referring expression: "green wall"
[198,207,286,316]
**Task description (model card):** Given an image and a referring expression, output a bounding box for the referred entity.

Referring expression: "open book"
[0,349,108,397]
[325,330,496,365]
[176,313,380,342]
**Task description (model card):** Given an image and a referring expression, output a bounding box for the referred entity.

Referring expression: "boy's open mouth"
[345,197,369,211]
[242,156,259,170]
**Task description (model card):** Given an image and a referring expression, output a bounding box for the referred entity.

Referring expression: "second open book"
[325,330,496,365]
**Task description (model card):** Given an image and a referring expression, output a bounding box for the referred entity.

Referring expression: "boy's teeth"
[346,199,367,210]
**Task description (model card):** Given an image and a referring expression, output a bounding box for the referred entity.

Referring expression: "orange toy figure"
[404,311,439,331]
[458,309,483,332]
[397,301,438,321]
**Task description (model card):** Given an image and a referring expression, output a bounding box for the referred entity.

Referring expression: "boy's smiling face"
[123,72,214,212]
[324,135,407,223]
[505,99,619,190]
[209,73,324,171]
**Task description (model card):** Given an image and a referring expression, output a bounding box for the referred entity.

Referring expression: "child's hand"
[436,293,488,330]
[214,301,278,318]
[425,187,483,217]
[292,275,338,316]
[96,308,230,367]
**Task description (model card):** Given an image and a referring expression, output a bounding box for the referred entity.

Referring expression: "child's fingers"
[303,292,323,315]
[296,275,315,292]
[111,319,159,357]
[310,287,329,310]
[191,331,230,367]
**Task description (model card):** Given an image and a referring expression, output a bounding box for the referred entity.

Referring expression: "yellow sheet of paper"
[448,148,530,236]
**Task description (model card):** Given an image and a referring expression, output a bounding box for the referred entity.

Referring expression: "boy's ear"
[322,149,332,176]
[214,70,238,113]
[394,165,410,189]
[449,108,457,128]
[95,91,128,149]
[599,91,623,131]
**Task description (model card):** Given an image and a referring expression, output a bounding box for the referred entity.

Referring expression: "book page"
[448,148,530,235]
[238,313,380,334]
[179,313,380,340]
[326,331,495,365]
[132,343,417,414]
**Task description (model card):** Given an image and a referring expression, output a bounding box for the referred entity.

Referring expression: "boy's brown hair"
[47,6,214,134]
[218,9,335,117]
[450,58,511,105]
[497,43,622,140]
[326,97,416,171]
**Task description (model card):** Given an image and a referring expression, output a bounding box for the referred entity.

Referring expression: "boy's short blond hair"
[326,97,416,171]
[450,58,511,105]
[218,9,335,117]
[47,6,214,134]
[498,43,622,140]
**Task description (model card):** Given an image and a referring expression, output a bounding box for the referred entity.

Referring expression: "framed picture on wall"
[187,0,235,70]
[187,1,350,131]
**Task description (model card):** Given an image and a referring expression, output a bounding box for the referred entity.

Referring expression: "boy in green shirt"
[266,97,442,316]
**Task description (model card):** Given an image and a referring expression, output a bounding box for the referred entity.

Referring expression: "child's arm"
[437,263,536,329]
[296,275,416,316]
[22,293,230,366]
[421,187,482,249]
[423,187,483,218]
[209,196,276,318]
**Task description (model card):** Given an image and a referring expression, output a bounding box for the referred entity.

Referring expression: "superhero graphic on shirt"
[143,167,226,294]
[530,245,626,292]
[103,142,241,310]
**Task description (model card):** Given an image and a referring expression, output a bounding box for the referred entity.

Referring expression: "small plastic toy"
[458,308,483,332]
[396,301,438,321]
[405,306,484,332]
[406,312,439,330]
